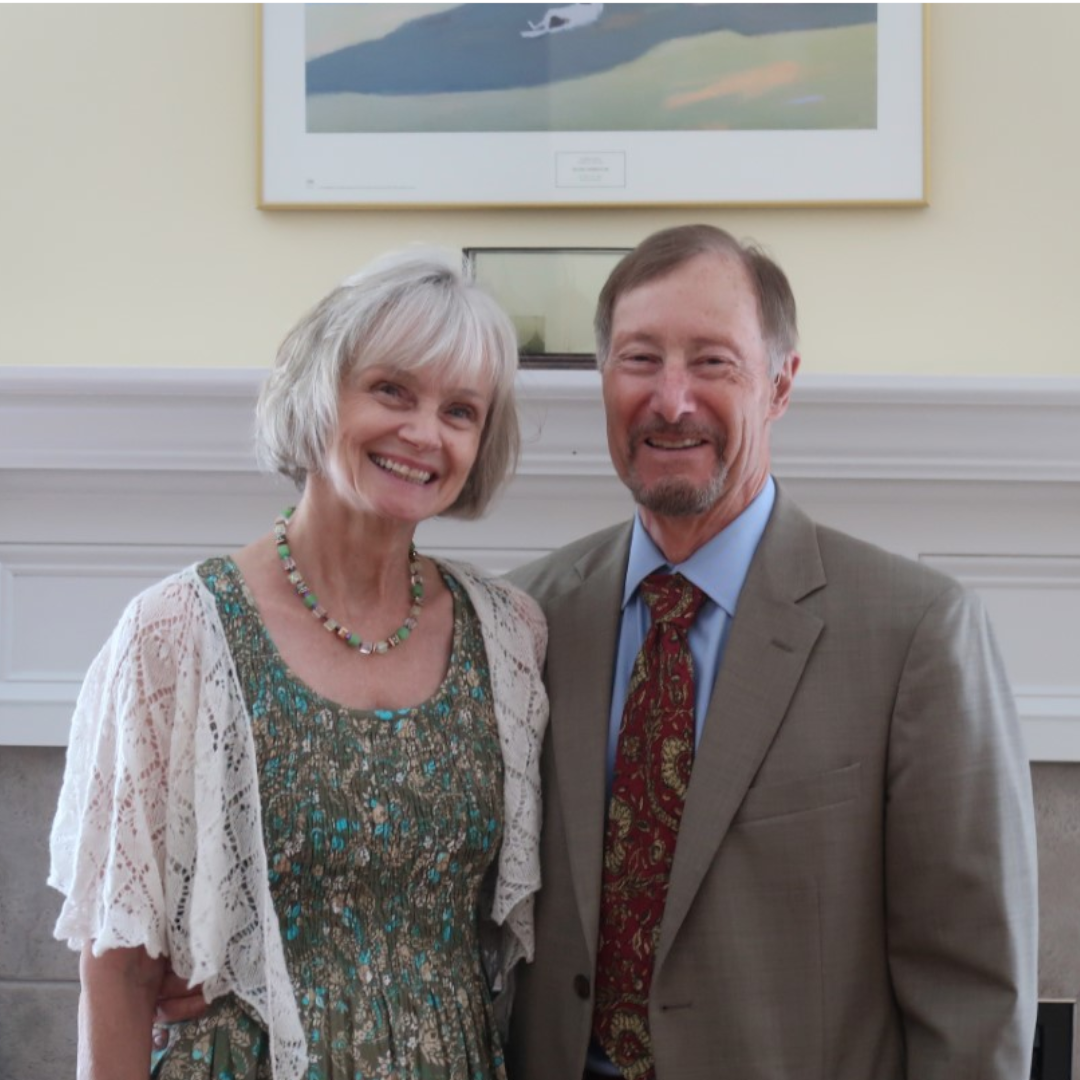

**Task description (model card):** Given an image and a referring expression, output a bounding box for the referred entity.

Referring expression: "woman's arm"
[78,943,167,1080]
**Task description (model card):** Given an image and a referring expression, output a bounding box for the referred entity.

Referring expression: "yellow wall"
[1,4,1077,375]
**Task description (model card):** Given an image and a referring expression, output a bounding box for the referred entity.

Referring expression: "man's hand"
[151,968,207,1049]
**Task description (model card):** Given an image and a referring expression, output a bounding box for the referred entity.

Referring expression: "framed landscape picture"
[259,3,926,208]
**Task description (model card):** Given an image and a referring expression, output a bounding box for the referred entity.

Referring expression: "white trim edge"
[2,368,1080,481]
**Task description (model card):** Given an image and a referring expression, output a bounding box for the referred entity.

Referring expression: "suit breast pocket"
[732,762,861,826]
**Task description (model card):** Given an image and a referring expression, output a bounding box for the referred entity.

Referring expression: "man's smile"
[643,436,707,450]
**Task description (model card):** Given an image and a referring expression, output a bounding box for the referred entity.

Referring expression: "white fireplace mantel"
[2,367,1078,759]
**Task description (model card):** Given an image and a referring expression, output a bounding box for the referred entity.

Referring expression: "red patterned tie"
[593,572,706,1080]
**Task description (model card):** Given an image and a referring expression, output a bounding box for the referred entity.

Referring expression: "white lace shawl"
[48,559,548,1080]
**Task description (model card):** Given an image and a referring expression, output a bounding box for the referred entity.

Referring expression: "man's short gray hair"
[594,224,798,378]
[256,250,520,519]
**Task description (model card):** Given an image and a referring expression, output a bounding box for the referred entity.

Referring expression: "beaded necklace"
[273,507,424,655]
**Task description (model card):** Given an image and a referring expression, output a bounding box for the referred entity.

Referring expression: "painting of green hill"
[307,24,876,133]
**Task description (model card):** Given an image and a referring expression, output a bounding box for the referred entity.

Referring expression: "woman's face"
[323,362,493,524]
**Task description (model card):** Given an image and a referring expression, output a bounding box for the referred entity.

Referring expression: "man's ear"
[769,353,800,420]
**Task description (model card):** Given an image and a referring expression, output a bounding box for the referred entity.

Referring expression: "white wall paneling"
[2,368,1078,757]
[0,544,216,744]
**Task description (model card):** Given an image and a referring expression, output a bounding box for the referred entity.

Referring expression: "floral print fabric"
[153,557,506,1080]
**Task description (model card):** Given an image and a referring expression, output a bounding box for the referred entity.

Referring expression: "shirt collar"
[622,476,776,618]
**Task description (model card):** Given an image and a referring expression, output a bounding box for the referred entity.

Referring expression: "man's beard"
[622,424,728,517]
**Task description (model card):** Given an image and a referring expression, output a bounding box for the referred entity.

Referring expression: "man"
[505,224,1037,1079]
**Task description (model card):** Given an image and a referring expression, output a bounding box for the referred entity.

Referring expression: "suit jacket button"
[574,974,591,999]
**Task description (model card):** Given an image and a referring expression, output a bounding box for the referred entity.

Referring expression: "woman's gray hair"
[255,249,520,519]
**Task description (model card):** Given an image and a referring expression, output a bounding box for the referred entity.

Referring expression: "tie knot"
[640,572,706,630]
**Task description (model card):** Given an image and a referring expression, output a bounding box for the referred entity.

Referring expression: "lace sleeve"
[49,570,308,1080]
[48,578,193,957]
[482,578,548,937]
[441,562,549,975]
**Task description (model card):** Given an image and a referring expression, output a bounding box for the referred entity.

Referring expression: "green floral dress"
[152,557,506,1080]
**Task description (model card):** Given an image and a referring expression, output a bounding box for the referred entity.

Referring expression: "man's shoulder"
[767,488,967,609]
[818,522,958,595]
[796,517,973,625]
[507,520,631,604]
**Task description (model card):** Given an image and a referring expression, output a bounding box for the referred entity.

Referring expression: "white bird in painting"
[521,3,604,38]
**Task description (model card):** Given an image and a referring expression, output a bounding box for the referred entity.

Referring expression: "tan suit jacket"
[506,486,1037,1080]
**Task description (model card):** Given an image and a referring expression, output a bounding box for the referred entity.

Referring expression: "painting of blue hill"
[304,3,878,134]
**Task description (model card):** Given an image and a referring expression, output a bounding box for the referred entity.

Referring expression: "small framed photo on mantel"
[464,248,630,368]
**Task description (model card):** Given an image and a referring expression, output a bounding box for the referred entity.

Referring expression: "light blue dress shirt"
[605,476,776,785]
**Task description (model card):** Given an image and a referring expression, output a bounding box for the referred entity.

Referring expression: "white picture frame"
[259,3,926,209]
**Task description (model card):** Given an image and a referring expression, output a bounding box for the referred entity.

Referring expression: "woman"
[49,252,548,1080]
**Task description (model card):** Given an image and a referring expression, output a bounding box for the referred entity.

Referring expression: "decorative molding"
[0,544,211,682]
[0,368,262,473]
[920,554,1080,590]
[1016,691,1080,763]
[920,554,1080,761]
[0,686,78,747]
[0,545,217,745]
[1,368,1078,756]
[2,367,1080,481]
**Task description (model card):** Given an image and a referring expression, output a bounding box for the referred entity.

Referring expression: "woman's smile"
[369,453,435,485]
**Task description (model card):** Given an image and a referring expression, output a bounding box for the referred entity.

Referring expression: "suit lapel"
[656,490,827,967]
[544,526,631,968]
